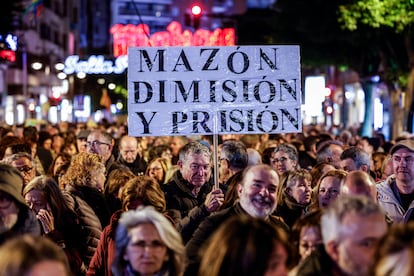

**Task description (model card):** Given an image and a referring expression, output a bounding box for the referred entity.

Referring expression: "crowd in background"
[0,120,413,275]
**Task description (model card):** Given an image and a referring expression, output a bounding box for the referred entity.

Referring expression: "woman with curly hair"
[60,151,111,268]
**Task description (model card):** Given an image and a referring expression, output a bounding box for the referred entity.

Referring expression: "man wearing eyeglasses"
[377,139,414,223]
[5,152,36,187]
[86,130,125,178]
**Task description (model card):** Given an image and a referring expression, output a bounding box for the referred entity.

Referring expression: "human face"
[148,161,164,184]
[329,145,344,168]
[53,156,66,176]
[120,138,139,163]
[43,139,52,150]
[91,168,106,192]
[286,177,312,205]
[238,166,278,218]
[371,155,384,173]
[77,138,88,153]
[27,260,69,276]
[0,192,19,234]
[3,147,13,161]
[25,190,47,214]
[179,153,211,188]
[318,176,341,208]
[271,151,296,176]
[161,150,173,163]
[12,157,36,186]
[264,241,289,276]
[219,156,230,184]
[170,137,184,156]
[63,144,77,156]
[299,226,322,260]
[87,132,112,162]
[124,223,168,276]
[340,158,358,172]
[357,139,373,154]
[52,136,64,152]
[333,212,387,276]
[392,148,414,183]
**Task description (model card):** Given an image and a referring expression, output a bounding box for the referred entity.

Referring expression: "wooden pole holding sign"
[213,117,219,189]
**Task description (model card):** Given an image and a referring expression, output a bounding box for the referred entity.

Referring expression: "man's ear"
[177,160,183,169]
[237,183,243,196]
[325,240,340,263]
[285,187,292,196]
[360,164,369,173]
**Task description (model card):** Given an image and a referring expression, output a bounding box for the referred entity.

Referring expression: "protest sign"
[128,46,301,136]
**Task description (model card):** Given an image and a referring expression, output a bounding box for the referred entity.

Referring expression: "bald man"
[341,170,377,200]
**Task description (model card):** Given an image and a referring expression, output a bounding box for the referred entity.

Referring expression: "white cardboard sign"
[128,46,301,136]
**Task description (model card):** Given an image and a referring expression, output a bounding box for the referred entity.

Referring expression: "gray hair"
[340,146,371,169]
[221,140,248,170]
[316,140,343,164]
[273,143,298,162]
[321,195,384,244]
[112,206,186,276]
[4,152,34,166]
[178,141,211,163]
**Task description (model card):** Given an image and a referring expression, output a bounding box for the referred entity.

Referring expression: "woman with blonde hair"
[274,169,313,229]
[112,206,186,276]
[310,169,347,211]
[145,157,170,185]
[60,152,110,268]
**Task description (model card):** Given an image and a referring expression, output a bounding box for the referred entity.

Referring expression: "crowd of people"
[0,121,414,275]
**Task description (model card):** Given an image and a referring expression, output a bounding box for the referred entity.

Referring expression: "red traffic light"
[191,4,202,16]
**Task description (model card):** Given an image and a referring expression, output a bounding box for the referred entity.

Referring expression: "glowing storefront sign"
[110,21,236,57]
[63,21,236,75]
[0,50,16,62]
[63,55,128,74]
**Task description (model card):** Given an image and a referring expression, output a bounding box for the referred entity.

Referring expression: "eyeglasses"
[129,240,166,251]
[271,157,289,164]
[393,155,414,163]
[0,193,13,209]
[86,140,111,148]
[16,166,34,174]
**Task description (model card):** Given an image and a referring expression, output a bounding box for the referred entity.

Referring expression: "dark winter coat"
[0,205,41,245]
[163,170,213,242]
[63,188,103,269]
[185,202,289,275]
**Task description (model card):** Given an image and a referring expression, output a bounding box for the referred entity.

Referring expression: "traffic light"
[191,4,202,29]
[185,3,203,29]
[49,90,62,106]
